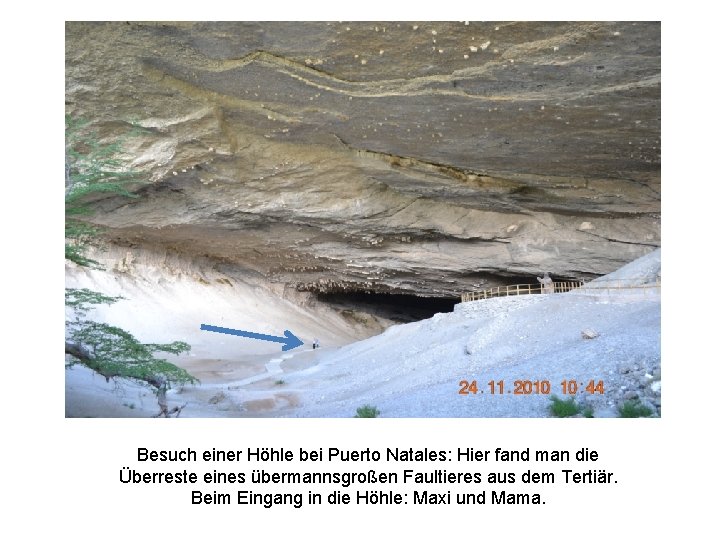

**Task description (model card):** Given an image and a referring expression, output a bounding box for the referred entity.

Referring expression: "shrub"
[618,399,653,418]
[354,405,380,418]
[548,395,580,417]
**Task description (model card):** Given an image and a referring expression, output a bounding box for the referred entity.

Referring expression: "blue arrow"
[200,324,304,351]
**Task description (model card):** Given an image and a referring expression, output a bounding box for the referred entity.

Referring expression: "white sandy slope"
[278,249,660,418]
[64,245,388,417]
[66,248,660,418]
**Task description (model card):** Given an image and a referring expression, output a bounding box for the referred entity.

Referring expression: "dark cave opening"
[471,272,586,288]
[316,291,458,323]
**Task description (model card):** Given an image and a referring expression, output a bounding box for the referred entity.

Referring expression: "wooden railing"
[460,278,660,303]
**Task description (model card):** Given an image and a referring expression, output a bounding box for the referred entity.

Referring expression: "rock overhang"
[66,21,660,298]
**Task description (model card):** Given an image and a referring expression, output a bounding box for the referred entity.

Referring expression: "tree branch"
[65,340,181,416]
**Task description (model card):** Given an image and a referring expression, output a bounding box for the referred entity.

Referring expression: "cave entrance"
[316,291,458,323]
[471,272,583,289]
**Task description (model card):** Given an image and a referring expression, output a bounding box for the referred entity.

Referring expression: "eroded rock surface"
[66,21,660,298]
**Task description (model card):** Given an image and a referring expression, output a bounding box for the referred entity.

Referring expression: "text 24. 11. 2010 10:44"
[458,379,605,395]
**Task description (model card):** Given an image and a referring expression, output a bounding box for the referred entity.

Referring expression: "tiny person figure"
[537,272,555,294]
[313,338,319,350]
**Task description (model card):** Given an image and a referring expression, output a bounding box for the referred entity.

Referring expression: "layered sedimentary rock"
[65,21,660,298]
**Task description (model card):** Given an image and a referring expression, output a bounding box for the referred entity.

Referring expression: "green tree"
[65,115,139,267]
[65,116,197,416]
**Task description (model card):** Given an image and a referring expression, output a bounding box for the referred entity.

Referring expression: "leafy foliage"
[65,115,142,267]
[65,116,141,202]
[66,291,198,390]
[548,395,593,418]
[549,395,578,417]
[354,405,380,418]
[617,399,653,418]
[65,117,197,411]
[65,288,122,314]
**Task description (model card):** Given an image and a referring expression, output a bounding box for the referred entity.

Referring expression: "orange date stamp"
[458,379,605,395]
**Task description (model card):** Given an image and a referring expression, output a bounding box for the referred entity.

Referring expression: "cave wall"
[65,21,660,297]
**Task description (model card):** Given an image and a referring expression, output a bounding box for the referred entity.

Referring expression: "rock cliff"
[65,21,660,298]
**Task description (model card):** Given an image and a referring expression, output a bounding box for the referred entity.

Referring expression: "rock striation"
[66,21,660,298]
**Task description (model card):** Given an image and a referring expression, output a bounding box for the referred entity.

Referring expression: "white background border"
[2,2,715,537]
